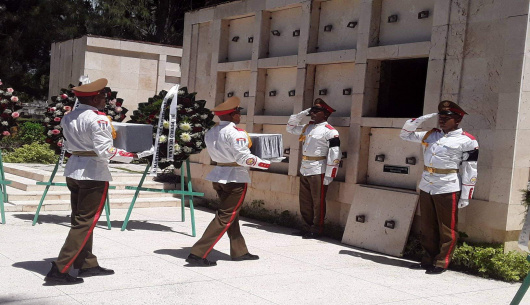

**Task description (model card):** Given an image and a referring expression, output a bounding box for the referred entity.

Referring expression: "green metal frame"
[511,255,530,305]
[32,159,114,229]
[0,151,12,224]
[121,159,202,236]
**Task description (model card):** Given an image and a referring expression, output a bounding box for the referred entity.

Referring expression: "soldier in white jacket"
[186,96,270,266]
[287,99,341,239]
[400,100,478,274]
[45,79,153,285]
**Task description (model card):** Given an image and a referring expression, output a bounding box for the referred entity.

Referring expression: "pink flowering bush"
[0,79,23,140]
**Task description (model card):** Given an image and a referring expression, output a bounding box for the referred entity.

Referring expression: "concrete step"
[3,173,179,192]
[5,197,181,212]
[5,187,179,201]
[3,163,172,183]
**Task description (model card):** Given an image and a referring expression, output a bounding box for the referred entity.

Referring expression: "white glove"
[297,108,311,117]
[268,157,286,163]
[403,113,438,131]
[412,112,438,125]
[458,199,469,209]
[136,146,155,158]
[323,176,333,186]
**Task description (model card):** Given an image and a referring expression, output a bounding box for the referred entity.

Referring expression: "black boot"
[232,253,260,261]
[44,262,84,285]
[186,254,217,267]
[78,266,115,277]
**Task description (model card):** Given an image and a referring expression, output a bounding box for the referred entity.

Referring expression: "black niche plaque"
[383,165,409,174]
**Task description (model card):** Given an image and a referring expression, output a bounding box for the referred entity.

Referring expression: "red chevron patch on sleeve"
[234,126,245,132]
[325,124,335,130]
[462,131,476,140]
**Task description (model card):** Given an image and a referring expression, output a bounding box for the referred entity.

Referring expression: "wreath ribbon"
[167,84,180,160]
[150,84,179,176]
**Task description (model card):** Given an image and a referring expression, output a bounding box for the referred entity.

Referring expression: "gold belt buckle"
[427,167,434,174]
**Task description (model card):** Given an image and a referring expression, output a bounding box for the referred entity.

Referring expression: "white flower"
[200,114,208,119]
[1,121,8,126]
[54,125,62,130]
[194,103,200,109]
[3,109,11,114]
[174,144,181,152]
[0,90,3,95]
[115,107,122,113]
[163,120,170,129]
[179,122,191,131]
[114,115,120,120]
[47,130,53,136]
[4,91,12,96]
[55,110,63,116]
[159,135,167,143]
[195,141,203,148]
[177,104,182,109]
[44,118,50,123]
[185,108,193,113]
[153,133,157,138]
[108,110,115,115]
[56,103,63,108]
[183,147,193,153]
[180,132,192,142]
[178,90,185,95]
[194,123,202,127]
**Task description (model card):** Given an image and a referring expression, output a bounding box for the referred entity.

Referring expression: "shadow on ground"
[11,213,194,236]
[339,249,413,268]
[12,257,55,276]
[155,247,231,265]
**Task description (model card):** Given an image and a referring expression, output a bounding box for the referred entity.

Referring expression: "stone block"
[87,36,121,49]
[500,56,524,94]
[488,166,514,204]
[490,130,516,168]
[433,0,451,27]
[101,53,121,71]
[342,185,419,257]
[495,93,520,130]
[429,26,448,60]
[119,72,139,90]
[366,45,398,60]
[138,74,157,91]
[270,173,292,194]
[85,51,102,70]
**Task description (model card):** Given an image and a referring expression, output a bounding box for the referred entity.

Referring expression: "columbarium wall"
[181,0,530,250]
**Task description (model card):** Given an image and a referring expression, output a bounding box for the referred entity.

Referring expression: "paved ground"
[0,207,527,305]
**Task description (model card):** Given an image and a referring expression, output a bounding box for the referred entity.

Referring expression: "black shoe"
[302,232,319,239]
[78,266,115,277]
[232,253,260,261]
[409,263,433,271]
[44,262,84,285]
[186,254,217,266]
[291,230,307,236]
[426,267,446,274]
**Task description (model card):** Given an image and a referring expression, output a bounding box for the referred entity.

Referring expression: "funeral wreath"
[128,87,215,169]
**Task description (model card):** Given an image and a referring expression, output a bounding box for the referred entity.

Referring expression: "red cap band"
[73,91,100,97]
[449,108,465,116]
[214,108,236,116]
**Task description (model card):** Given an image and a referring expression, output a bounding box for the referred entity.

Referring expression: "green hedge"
[404,233,530,282]
[3,142,57,164]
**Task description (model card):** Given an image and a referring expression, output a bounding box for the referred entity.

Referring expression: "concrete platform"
[0,207,526,305]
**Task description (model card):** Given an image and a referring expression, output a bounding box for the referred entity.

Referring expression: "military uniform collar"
[77,104,98,111]
[314,121,328,126]
[444,128,463,136]
[219,121,233,126]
